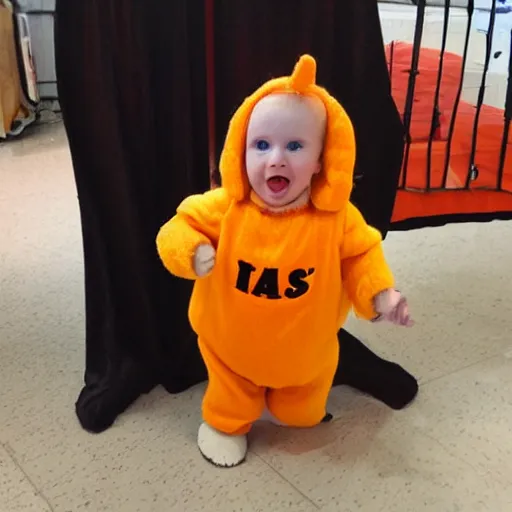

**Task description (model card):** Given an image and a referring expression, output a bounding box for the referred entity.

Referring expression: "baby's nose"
[268,149,287,167]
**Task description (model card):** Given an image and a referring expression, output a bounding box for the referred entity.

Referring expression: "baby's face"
[245,93,326,208]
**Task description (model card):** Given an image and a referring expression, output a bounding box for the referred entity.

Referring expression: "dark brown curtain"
[54,0,210,433]
[55,0,413,434]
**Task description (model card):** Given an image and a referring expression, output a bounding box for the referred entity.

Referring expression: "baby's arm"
[339,202,397,321]
[156,188,230,280]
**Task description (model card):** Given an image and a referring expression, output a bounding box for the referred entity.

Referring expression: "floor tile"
[0,444,51,511]
[402,355,512,485]
[250,400,512,512]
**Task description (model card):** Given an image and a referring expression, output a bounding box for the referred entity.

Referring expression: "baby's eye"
[287,141,303,152]
[256,140,270,151]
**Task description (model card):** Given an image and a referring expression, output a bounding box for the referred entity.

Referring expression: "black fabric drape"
[55,0,413,434]
[55,0,210,432]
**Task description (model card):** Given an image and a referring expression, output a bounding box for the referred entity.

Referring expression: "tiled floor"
[2,116,512,512]
[2,7,512,511]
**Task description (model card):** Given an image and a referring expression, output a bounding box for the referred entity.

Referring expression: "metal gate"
[382,0,512,228]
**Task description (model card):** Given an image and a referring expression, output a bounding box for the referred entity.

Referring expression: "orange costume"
[157,56,395,441]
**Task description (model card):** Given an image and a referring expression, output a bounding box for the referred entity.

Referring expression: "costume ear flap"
[310,93,356,212]
[219,109,251,202]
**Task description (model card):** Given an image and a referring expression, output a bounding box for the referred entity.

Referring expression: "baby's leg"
[198,338,266,467]
[266,357,337,428]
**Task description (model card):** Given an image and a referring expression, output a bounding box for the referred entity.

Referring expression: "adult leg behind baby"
[198,338,266,467]
[333,329,418,409]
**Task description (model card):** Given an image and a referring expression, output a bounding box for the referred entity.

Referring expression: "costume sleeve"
[340,202,395,320]
[156,187,230,280]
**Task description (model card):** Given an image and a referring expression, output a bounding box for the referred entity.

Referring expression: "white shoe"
[197,422,248,468]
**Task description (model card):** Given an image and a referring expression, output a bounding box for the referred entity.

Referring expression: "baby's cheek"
[295,161,317,183]
[246,163,265,187]
[246,169,259,188]
[245,152,257,171]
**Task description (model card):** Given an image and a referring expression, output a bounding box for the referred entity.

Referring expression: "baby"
[156,54,412,468]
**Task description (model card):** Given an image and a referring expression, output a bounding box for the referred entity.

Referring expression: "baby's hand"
[373,288,414,327]
[193,244,216,277]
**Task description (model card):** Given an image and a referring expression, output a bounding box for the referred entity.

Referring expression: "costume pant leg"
[198,339,266,436]
[266,346,338,427]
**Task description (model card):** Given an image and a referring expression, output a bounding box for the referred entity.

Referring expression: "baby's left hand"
[373,289,414,327]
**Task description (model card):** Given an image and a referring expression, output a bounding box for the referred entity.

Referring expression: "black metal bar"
[496,29,512,190]
[400,0,426,189]
[441,0,474,189]
[497,121,511,190]
[17,10,54,15]
[426,0,451,191]
[465,1,497,189]
[389,40,395,93]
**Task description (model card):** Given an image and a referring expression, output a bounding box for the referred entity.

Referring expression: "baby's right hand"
[193,244,216,277]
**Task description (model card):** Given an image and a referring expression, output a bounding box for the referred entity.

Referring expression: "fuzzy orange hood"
[218,54,356,212]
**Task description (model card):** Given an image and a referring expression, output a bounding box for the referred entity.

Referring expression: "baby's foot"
[321,413,333,423]
[197,422,248,468]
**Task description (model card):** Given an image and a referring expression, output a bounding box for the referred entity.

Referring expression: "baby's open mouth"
[266,176,290,193]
